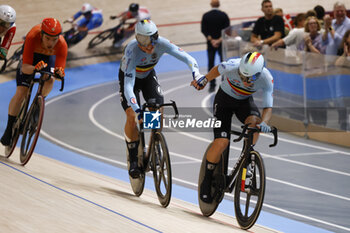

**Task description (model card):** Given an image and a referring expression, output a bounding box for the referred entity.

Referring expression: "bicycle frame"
[139,100,179,171]
[224,125,278,193]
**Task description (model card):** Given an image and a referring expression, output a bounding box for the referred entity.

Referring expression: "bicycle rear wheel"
[88,28,114,48]
[128,141,145,196]
[20,96,45,165]
[234,150,266,230]
[151,132,172,207]
[5,98,28,158]
[198,143,225,217]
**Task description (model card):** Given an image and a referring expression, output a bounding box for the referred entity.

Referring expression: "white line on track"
[42,75,350,232]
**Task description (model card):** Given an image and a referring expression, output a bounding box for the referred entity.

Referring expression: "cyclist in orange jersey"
[1,18,67,147]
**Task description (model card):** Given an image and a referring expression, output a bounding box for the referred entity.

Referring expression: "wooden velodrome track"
[0,0,344,232]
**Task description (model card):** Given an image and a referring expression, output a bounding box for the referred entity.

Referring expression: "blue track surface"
[0,51,332,233]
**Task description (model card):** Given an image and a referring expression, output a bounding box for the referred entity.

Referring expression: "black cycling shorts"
[213,88,261,139]
[119,69,164,111]
[16,53,55,87]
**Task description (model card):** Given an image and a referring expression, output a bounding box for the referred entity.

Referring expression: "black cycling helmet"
[129,3,139,13]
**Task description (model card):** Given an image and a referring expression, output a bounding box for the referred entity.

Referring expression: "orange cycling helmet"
[41,18,62,36]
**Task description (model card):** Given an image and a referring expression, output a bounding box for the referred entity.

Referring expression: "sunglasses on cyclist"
[239,71,258,84]
[136,32,159,47]
[0,19,12,29]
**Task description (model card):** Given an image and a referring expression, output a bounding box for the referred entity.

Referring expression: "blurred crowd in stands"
[248,0,350,66]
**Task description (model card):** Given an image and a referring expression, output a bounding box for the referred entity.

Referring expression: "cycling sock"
[126,140,140,162]
[4,114,16,134]
[0,115,16,145]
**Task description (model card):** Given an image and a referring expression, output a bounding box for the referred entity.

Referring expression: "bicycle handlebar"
[231,124,278,147]
[141,100,179,119]
[36,70,65,92]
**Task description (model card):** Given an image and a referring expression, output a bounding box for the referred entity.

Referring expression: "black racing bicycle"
[128,99,178,207]
[5,70,64,165]
[198,124,278,229]
[88,20,133,49]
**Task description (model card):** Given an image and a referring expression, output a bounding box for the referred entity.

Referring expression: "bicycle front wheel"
[152,132,172,207]
[88,28,114,48]
[20,96,45,165]
[234,150,266,230]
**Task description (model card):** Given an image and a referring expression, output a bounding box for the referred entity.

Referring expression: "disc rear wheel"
[128,140,145,196]
[198,143,226,217]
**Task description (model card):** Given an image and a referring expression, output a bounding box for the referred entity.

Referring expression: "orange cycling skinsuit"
[1,18,67,147]
[18,24,67,87]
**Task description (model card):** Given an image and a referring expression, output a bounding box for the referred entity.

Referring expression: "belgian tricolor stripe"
[246,52,261,65]
[136,63,156,73]
[227,78,255,96]
[241,168,247,191]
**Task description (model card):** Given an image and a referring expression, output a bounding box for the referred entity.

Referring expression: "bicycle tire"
[234,150,266,230]
[198,143,225,217]
[5,98,29,158]
[151,132,172,207]
[128,140,145,196]
[19,96,45,165]
[88,28,114,48]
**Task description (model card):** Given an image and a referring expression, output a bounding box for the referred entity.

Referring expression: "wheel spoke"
[244,193,251,217]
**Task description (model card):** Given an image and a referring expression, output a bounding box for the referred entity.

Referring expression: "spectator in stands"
[271,13,306,50]
[334,29,350,130]
[298,16,326,54]
[306,9,317,18]
[250,0,285,47]
[201,0,230,93]
[314,5,325,27]
[274,7,293,36]
[323,2,350,55]
[335,29,350,66]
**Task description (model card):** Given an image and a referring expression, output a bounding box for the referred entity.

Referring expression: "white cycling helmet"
[0,5,16,29]
[81,3,93,14]
[239,52,264,77]
[135,20,159,47]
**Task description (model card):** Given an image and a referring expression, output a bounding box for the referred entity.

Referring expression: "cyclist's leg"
[0,66,30,146]
[140,70,164,128]
[200,88,233,203]
[235,96,261,145]
[141,70,164,106]
[119,69,141,178]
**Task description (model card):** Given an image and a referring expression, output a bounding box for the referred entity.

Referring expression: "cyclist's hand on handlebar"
[191,71,208,90]
[34,61,47,71]
[54,67,65,79]
[257,121,271,133]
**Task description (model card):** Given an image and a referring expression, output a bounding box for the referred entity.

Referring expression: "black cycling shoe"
[129,161,141,179]
[200,176,213,203]
[0,131,12,146]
